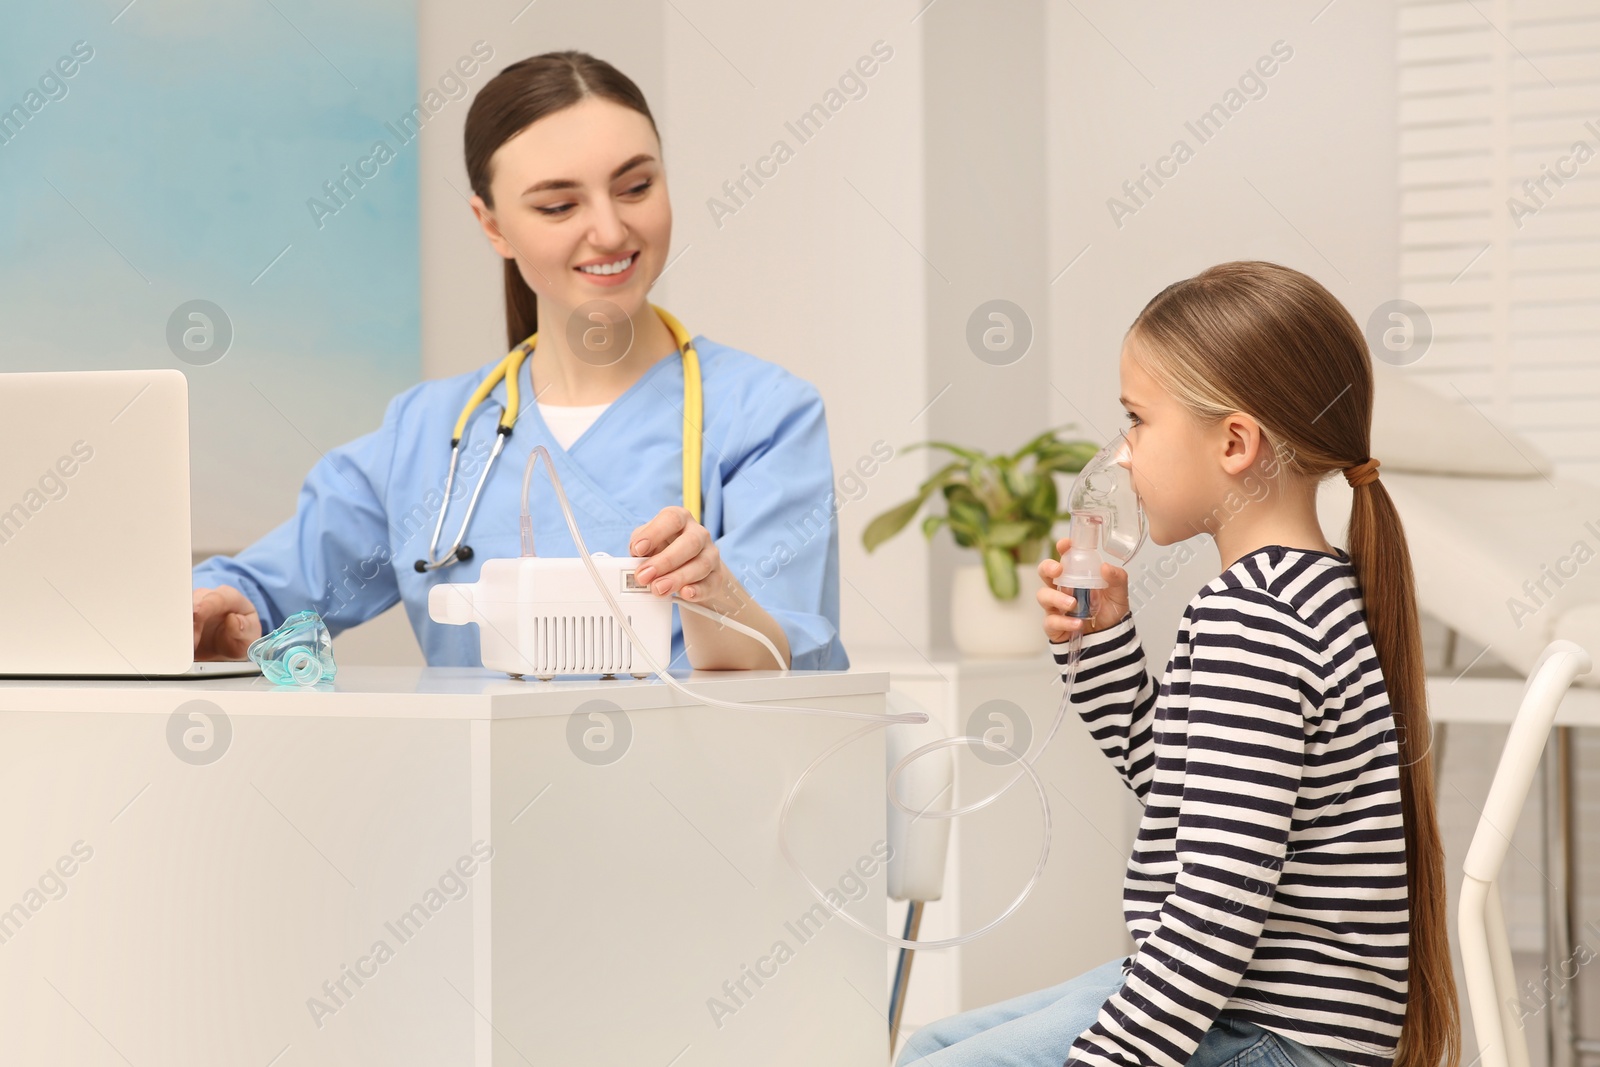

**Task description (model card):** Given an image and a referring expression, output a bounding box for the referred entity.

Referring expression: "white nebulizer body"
[1056,431,1147,620]
[428,555,670,680]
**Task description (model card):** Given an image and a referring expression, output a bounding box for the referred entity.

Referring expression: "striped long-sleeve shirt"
[1050,545,1408,1067]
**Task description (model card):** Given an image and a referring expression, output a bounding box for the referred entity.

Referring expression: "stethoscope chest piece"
[415,422,512,573]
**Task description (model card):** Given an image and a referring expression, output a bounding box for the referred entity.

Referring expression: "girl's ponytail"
[1347,471,1460,1067]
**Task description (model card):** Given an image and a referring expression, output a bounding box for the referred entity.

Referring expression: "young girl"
[897,262,1459,1067]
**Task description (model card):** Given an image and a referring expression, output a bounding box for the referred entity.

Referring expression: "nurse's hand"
[629,506,792,670]
[1037,535,1129,642]
[629,506,722,600]
[193,585,262,661]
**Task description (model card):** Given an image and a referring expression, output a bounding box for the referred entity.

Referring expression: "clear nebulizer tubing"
[789,631,1086,951]
[871,430,1146,948]
[516,432,1145,951]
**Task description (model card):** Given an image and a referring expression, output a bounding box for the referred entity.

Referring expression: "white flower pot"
[950,562,1043,658]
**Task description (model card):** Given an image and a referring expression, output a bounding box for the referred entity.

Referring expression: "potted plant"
[863,427,1100,657]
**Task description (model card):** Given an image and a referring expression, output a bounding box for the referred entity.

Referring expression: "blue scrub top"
[192,337,849,671]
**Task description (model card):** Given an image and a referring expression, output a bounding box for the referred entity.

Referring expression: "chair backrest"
[1459,639,1592,1067]
[1464,641,1592,883]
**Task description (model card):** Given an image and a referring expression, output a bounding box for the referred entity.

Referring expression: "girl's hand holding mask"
[1037,535,1130,641]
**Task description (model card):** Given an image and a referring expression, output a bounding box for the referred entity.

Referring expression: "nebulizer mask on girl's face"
[1055,431,1147,620]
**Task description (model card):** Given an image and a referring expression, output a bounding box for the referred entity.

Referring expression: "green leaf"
[983,546,1020,599]
[947,496,988,533]
[966,458,1009,514]
[921,514,948,539]
[947,516,980,548]
[985,521,1034,549]
[915,458,968,497]
[910,440,988,463]
[1008,424,1078,462]
[862,458,972,552]
[1036,440,1101,474]
[862,494,928,553]
[1028,475,1058,519]
[1003,465,1036,500]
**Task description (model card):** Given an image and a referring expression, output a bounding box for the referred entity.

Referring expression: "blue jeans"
[895,957,1354,1067]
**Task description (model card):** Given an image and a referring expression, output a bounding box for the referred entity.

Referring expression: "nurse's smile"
[574,250,639,287]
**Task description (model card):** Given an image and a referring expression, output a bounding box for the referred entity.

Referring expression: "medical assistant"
[192,336,850,671]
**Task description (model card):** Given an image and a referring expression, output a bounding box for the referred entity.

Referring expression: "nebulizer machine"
[419,432,1146,951]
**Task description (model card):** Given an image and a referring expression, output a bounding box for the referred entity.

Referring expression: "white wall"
[1045,0,1402,670]
[655,0,931,659]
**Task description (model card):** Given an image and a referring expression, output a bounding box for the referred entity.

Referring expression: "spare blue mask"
[247,609,337,686]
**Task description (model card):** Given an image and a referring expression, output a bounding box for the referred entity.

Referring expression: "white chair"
[1458,640,1592,1067]
[883,689,955,1049]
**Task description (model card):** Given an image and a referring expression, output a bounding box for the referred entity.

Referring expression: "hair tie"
[1344,457,1380,488]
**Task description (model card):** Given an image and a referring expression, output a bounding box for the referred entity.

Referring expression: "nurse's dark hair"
[1128,261,1459,1067]
[463,51,659,350]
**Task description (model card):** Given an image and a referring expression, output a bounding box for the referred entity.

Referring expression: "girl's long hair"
[1129,261,1459,1067]
[463,51,659,349]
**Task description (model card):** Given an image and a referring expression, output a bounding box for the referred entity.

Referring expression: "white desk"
[0,667,891,1067]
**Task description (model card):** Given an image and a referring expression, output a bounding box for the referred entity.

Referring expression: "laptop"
[0,369,258,679]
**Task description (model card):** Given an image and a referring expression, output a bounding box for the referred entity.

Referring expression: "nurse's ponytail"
[464,51,660,350]
[1128,262,1461,1067]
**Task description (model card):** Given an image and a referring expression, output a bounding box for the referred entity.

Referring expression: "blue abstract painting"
[0,0,420,550]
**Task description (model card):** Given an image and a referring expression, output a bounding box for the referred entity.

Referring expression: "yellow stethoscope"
[414,303,702,573]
